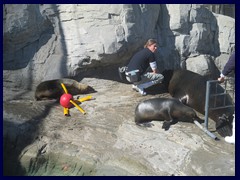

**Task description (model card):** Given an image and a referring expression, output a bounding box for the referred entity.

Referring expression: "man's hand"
[152,68,159,74]
[218,76,225,83]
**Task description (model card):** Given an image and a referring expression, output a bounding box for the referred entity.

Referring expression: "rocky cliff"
[3,4,235,89]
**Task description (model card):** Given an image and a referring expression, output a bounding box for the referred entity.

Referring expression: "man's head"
[144,39,158,53]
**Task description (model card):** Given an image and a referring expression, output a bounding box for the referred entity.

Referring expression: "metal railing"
[195,79,235,140]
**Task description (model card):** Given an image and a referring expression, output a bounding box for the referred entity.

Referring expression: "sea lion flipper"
[162,121,171,131]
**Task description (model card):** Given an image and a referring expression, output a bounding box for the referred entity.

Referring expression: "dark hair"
[144,39,157,48]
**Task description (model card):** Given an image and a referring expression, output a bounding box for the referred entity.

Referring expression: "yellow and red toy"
[60,93,73,108]
[60,83,93,116]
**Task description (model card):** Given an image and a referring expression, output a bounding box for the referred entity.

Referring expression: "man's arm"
[222,52,235,76]
[218,52,235,83]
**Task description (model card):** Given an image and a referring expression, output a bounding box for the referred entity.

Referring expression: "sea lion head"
[216,114,233,137]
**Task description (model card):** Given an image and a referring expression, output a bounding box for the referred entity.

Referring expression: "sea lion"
[135,97,203,130]
[35,78,95,101]
[162,69,234,137]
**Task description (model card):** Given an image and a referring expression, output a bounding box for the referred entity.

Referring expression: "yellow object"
[70,100,86,115]
[78,95,92,102]
[63,107,69,116]
[61,83,68,94]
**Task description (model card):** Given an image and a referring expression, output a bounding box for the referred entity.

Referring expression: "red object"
[60,93,73,108]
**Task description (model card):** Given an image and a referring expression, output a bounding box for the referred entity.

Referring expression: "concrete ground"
[3,67,235,176]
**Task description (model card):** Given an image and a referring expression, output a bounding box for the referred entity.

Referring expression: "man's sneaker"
[132,84,138,91]
[225,136,235,144]
[138,87,147,96]
[132,85,146,96]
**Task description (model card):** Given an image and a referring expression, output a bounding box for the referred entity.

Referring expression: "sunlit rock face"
[3,4,235,89]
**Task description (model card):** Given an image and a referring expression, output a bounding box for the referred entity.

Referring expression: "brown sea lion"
[162,69,234,137]
[135,97,203,130]
[35,78,95,100]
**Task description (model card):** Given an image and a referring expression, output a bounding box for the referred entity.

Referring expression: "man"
[218,51,235,144]
[126,39,164,95]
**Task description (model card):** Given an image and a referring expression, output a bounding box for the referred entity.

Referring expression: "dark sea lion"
[162,69,234,137]
[35,78,95,100]
[135,97,202,130]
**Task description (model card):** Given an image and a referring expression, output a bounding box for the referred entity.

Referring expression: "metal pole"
[194,120,218,140]
[196,79,234,140]
[204,81,211,129]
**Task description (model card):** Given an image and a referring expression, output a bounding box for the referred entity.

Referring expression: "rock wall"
[3,4,235,89]
[203,4,235,18]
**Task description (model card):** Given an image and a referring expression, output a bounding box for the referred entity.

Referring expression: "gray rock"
[3,4,235,89]
[214,13,235,53]
[186,54,220,79]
